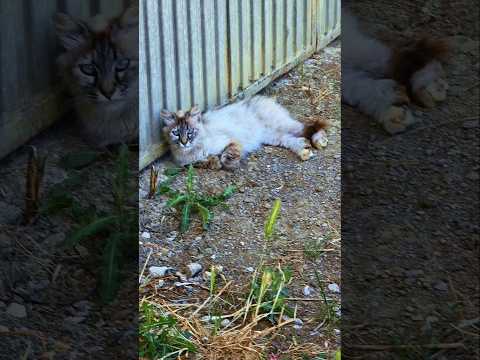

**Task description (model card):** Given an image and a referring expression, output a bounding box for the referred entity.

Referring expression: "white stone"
[149,266,173,277]
[6,303,26,318]
[328,283,340,293]
[141,231,151,239]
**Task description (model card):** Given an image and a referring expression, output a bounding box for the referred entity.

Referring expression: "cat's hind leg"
[277,135,314,161]
[343,67,415,134]
[220,141,242,170]
[410,60,448,108]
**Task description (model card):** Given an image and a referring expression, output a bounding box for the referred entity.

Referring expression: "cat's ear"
[118,4,139,29]
[160,110,176,127]
[54,13,91,50]
[189,106,202,123]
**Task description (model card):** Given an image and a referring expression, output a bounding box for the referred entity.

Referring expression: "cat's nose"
[180,136,188,145]
[100,86,115,100]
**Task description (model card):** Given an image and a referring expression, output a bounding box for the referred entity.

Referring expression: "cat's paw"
[380,106,416,135]
[411,61,448,108]
[312,130,328,149]
[298,148,314,161]
[412,77,448,108]
[221,142,242,170]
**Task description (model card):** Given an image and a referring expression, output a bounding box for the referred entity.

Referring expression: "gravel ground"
[139,41,341,356]
[342,1,479,358]
[0,122,138,359]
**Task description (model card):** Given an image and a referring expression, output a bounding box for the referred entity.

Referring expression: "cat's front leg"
[220,141,242,170]
[192,155,222,170]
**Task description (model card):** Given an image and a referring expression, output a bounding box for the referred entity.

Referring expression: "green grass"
[139,302,197,359]
[158,165,236,232]
[54,144,138,302]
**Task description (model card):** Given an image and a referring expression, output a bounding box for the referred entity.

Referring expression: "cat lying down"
[342,11,450,134]
[161,96,328,170]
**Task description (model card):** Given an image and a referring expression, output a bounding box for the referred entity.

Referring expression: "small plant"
[159,165,236,232]
[247,265,294,322]
[264,199,281,241]
[63,144,137,302]
[139,302,196,359]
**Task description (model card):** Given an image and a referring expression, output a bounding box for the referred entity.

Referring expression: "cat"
[54,4,139,148]
[342,10,449,134]
[160,96,328,170]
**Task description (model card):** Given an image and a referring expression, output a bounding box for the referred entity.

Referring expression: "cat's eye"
[79,64,96,76]
[172,129,179,136]
[116,59,130,72]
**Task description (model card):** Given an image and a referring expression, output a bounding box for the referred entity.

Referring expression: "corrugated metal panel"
[0,0,128,160]
[139,0,341,169]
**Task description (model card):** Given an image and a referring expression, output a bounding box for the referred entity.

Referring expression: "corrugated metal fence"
[0,0,130,160]
[140,0,340,168]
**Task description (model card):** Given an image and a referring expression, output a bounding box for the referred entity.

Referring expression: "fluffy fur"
[161,96,328,169]
[54,5,139,147]
[342,10,449,134]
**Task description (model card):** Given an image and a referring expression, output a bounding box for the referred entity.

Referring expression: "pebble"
[220,319,231,327]
[6,303,27,318]
[141,232,151,239]
[433,281,448,292]
[303,285,315,297]
[328,283,340,293]
[187,263,203,277]
[245,267,255,273]
[149,266,174,278]
[0,325,9,332]
[293,318,304,330]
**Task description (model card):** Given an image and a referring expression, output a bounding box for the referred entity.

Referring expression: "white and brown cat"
[161,96,328,170]
[342,11,450,134]
[54,5,139,147]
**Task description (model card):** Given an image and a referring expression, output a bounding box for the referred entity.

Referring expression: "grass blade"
[101,234,121,302]
[63,215,117,248]
[186,165,195,193]
[195,203,212,230]
[166,194,189,208]
[180,203,192,233]
[264,199,281,240]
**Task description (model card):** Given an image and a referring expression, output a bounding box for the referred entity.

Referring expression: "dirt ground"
[139,40,341,358]
[342,1,479,358]
[0,121,138,359]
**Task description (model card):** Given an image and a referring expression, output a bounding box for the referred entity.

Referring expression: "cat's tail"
[303,118,329,149]
[389,37,450,86]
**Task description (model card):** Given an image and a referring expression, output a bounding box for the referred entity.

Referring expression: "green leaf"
[186,165,195,193]
[59,151,99,170]
[40,192,74,215]
[195,203,212,230]
[335,349,341,360]
[180,203,192,233]
[63,215,117,248]
[164,167,183,177]
[264,199,282,240]
[101,234,121,302]
[221,185,236,199]
[166,194,189,208]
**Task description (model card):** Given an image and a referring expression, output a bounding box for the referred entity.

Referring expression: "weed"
[139,301,196,359]
[62,144,137,302]
[159,165,236,232]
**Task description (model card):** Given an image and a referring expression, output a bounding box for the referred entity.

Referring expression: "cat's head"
[54,5,138,105]
[161,107,202,149]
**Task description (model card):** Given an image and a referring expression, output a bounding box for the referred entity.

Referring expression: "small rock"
[463,119,479,129]
[293,318,304,330]
[175,272,188,282]
[220,319,231,327]
[187,263,203,277]
[245,267,255,273]
[303,285,315,297]
[64,316,85,324]
[433,281,448,292]
[149,266,174,278]
[141,232,151,239]
[6,303,26,318]
[155,280,165,289]
[328,283,340,293]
